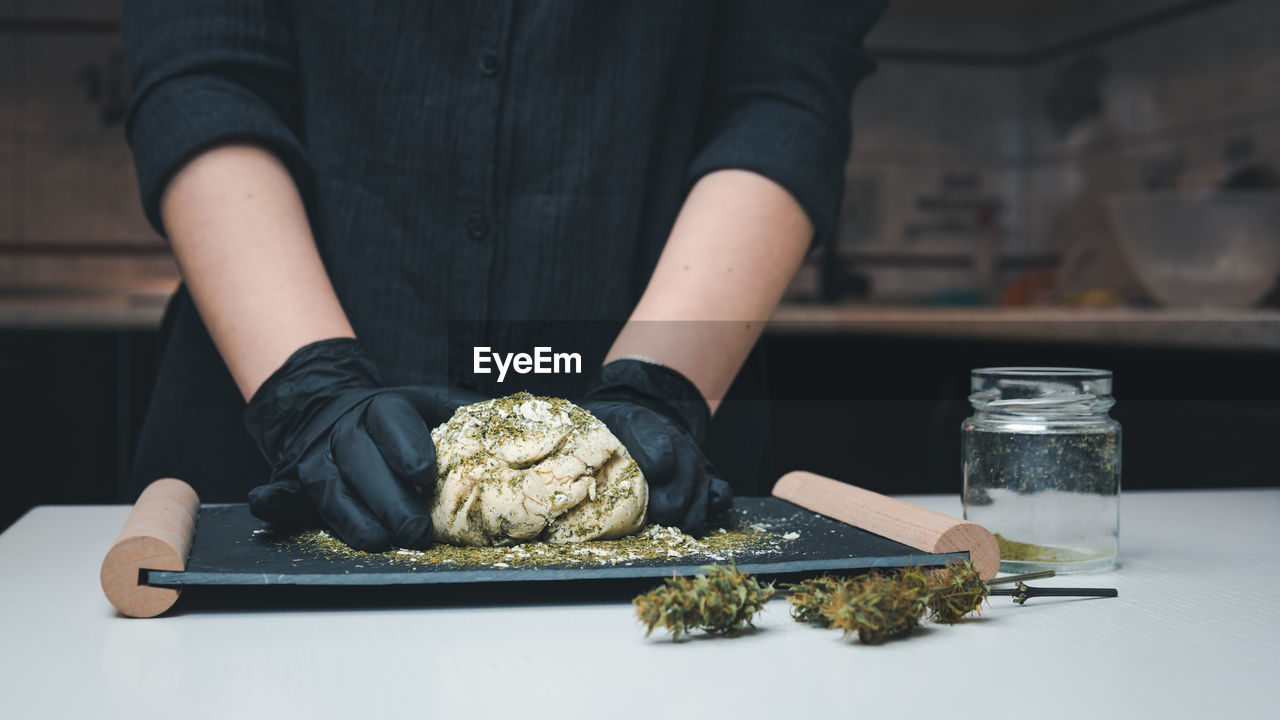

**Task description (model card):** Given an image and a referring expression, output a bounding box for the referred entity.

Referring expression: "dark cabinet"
[0,330,161,530]
[759,332,1280,496]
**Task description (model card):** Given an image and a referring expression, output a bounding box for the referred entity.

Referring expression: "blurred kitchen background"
[2,0,1278,529]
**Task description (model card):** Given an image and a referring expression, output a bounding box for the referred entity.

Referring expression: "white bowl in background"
[1107,191,1280,308]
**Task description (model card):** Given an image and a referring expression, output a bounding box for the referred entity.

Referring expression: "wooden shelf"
[768,305,1280,350]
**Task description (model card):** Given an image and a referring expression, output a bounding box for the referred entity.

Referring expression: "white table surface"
[2,489,1277,719]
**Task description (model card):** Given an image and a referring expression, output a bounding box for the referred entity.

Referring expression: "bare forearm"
[606,169,812,411]
[160,144,354,399]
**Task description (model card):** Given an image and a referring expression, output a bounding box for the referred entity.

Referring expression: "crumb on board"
[266,511,795,571]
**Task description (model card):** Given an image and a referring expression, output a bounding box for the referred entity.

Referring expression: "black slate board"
[145,497,966,590]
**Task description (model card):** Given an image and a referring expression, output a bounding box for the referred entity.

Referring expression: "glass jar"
[962,367,1120,574]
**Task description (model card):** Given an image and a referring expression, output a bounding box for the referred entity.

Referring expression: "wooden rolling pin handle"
[100,478,200,618]
[773,470,1000,580]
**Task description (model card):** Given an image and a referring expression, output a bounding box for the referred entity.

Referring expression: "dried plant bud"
[633,563,776,640]
[926,559,989,624]
[785,561,990,644]
[785,575,846,627]
[820,568,930,644]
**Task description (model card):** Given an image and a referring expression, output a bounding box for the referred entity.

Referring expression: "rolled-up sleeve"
[122,0,309,236]
[686,0,887,246]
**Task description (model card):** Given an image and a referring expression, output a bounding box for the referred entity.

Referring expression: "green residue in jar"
[994,533,1097,563]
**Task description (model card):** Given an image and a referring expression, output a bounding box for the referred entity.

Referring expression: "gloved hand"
[579,359,732,534]
[243,338,481,551]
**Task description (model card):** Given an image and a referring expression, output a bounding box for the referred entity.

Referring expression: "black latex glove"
[579,359,732,534]
[243,338,481,551]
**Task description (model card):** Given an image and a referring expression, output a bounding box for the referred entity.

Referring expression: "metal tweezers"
[986,571,1119,605]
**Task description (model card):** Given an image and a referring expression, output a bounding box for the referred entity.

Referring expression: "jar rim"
[973,366,1112,380]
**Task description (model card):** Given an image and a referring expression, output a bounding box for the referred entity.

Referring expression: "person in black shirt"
[122,0,886,550]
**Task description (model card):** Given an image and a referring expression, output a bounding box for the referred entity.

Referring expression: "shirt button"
[479,53,503,76]
[466,211,489,240]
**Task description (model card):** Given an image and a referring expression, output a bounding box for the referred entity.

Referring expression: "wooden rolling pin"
[100,478,200,618]
[773,471,1000,579]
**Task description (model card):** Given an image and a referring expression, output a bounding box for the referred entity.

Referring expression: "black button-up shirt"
[123,0,885,500]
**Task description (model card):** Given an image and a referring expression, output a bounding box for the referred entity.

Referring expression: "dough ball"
[428,393,648,546]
